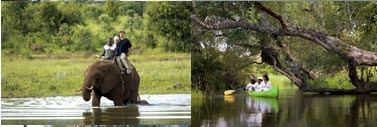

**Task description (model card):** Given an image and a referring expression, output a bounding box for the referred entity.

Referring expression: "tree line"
[1,1,191,53]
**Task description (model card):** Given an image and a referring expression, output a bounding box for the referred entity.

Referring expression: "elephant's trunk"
[82,77,94,101]
[82,88,91,101]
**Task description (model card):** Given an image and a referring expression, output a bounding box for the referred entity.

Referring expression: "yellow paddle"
[224,87,243,95]
[224,90,236,95]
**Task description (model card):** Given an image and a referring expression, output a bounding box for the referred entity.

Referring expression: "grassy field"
[1,49,190,98]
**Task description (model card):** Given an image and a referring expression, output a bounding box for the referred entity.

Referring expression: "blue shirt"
[115,43,123,56]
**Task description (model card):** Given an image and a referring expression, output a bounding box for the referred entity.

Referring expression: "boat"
[248,85,279,98]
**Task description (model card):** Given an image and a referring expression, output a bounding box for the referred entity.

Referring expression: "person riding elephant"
[116,30,133,74]
[100,38,116,60]
[80,60,140,106]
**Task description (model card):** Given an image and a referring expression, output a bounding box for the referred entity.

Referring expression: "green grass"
[310,71,356,89]
[191,90,205,99]
[1,50,190,98]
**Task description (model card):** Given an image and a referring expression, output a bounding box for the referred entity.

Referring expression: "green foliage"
[81,4,105,19]
[71,25,95,51]
[105,1,119,19]
[144,2,191,52]
[192,49,224,92]
[1,2,190,53]
[1,2,28,34]
[118,2,145,17]
[57,2,83,26]
[33,2,63,34]
[54,23,73,50]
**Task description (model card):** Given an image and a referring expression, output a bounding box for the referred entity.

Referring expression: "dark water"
[193,88,377,127]
[1,94,191,125]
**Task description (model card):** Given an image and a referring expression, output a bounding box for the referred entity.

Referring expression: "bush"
[71,25,96,51]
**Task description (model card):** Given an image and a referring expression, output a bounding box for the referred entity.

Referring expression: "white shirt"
[104,45,116,50]
[254,83,262,92]
[246,83,257,91]
[260,81,271,91]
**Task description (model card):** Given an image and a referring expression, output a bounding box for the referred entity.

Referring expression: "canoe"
[248,85,279,98]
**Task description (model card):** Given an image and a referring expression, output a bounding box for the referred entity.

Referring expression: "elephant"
[80,61,140,106]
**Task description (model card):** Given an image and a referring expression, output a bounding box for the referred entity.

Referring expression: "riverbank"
[1,49,191,98]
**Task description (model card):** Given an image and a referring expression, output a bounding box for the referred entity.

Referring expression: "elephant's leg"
[124,98,130,105]
[113,96,125,106]
[111,87,125,106]
[92,91,102,107]
[130,73,140,103]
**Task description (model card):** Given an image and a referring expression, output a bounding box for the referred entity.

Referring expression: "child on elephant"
[113,36,128,74]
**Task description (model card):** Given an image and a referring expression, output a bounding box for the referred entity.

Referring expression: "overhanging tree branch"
[255,2,288,29]
[191,14,377,66]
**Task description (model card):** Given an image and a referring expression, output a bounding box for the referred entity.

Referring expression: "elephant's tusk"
[76,88,82,92]
[86,86,94,90]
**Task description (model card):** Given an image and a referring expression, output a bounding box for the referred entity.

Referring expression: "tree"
[71,25,95,51]
[58,2,83,26]
[105,0,118,19]
[192,1,377,93]
[144,2,191,52]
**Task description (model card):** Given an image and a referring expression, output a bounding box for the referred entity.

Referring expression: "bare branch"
[255,2,288,29]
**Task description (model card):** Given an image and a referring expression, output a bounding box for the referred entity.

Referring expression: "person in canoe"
[254,77,263,92]
[260,74,272,91]
[246,78,257,91]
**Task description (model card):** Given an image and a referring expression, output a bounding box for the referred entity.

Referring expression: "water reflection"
[193,90,377,127]
[246,97,279,113]
[1,94,191,125]
[193,94,279,127]
[83,107,140,125]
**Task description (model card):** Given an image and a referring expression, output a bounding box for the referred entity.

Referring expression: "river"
[1,94,191,125]
[192,87,377,127]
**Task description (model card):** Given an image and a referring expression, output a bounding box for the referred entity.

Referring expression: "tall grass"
[1,50,190,98]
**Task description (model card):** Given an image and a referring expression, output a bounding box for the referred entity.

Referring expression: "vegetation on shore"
[1,50,190,98]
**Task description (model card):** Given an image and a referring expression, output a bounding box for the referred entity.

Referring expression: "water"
[1,94,191,125]
[192,89,377,127]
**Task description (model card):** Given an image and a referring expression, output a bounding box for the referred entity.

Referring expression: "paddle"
[224,88,243,95]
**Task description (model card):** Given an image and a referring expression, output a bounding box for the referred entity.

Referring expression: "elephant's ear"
[98,66,122,94]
